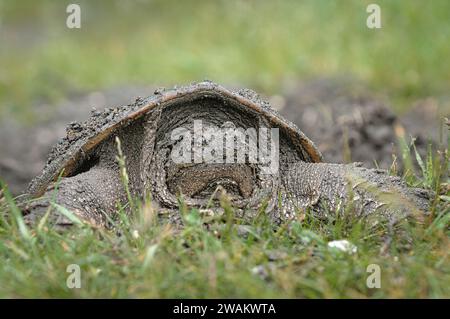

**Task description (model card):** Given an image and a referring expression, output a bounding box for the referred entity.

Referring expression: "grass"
[0,138,448,298]
[1,0,450,122]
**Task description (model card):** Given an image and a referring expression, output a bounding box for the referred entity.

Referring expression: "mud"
[278,78,446,168]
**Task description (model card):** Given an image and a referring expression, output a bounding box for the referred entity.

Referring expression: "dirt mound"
[277,78,445,169]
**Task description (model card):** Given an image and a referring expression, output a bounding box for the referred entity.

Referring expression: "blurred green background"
[0,0,449,121]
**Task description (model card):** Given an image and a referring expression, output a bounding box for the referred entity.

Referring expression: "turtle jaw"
[149,117,281,211]
[151,148,278,212]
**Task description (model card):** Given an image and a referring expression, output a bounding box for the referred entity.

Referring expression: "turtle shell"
[28,81,322,197]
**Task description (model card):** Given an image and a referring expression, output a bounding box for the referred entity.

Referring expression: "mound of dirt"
[277,78,445,169]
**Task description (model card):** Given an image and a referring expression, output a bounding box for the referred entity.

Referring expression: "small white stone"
[327,239,358,254]
[251,265,269,280]
[131,229,140,239]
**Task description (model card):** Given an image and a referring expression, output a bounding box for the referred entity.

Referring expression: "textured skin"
[21,82,431,227]
[280,162,430,222]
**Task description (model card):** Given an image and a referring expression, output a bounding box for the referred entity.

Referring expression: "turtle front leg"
[281,162,431,221]
[23,167,125,228]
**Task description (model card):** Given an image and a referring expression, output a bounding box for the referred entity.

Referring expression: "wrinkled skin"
[22,82,431,228]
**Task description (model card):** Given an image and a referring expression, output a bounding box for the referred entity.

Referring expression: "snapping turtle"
[23,81,430,227]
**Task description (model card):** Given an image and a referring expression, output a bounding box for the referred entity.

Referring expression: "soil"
[277,78,446,168]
